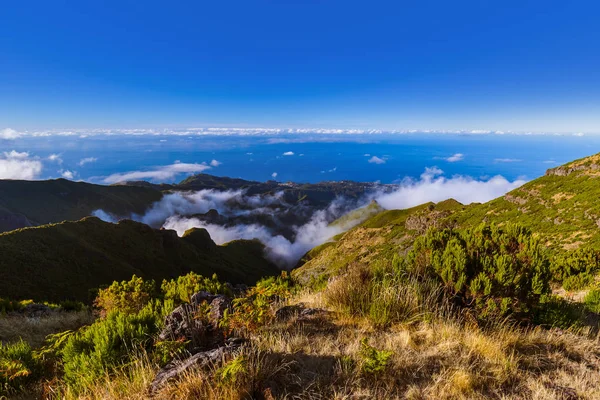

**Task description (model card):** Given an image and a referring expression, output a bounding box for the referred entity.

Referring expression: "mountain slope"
[0,179,163,233]
[294,153,600,285]
[0,217,278,302]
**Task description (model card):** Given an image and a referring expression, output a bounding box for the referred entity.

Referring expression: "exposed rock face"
[151,291,241,393]
[546,162,600,177]
[159,292,233,349]
[150,338,246,393]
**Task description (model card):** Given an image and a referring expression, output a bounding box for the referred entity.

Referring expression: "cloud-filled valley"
[92,167,526,268]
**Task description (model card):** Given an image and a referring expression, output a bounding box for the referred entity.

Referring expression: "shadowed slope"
[0,217,278,302]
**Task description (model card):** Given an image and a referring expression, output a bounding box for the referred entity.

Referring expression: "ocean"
[4,133,599,184]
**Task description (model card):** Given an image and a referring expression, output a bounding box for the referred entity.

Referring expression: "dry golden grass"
[0,311,93,347]
[58,288,600,400]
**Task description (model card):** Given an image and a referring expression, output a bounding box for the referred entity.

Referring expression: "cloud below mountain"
[0,151,43,180]
[103,162,212,183]
[375,167,526,209]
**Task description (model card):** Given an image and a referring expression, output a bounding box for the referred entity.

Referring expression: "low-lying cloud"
[162,199,366,267]
[0,128,21,140]
[0,151,43,180]
[79,157,98,166]
[368,156,386,164]
[103,161,212,184]
[445,153,464,162]
[375,167,526,209]
[92,167,526,269]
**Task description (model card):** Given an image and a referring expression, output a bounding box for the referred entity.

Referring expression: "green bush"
[404,224,551,319]
[161,272,230,305]
[359,338,393,375]
[551,248,600,290]
[0,340,41,395]
[94,275,156,316]
[533,295,585,330]
[56,301,165,391]
[584,289,600,313]
[221,273,291,334]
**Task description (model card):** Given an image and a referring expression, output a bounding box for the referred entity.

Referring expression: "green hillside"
[0,217,278,302]
[294,153,600,285]
[0,179,162,232]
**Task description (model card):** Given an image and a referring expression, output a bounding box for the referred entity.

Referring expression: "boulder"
[209,296,232,328]
[150,338,246,393]
[158,303,205,344]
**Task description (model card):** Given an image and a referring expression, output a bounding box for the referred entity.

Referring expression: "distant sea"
[6,133,600,184]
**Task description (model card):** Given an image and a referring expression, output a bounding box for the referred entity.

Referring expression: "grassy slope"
[0,179,162,231]
[0,217,278,302]
[294,153,600,284]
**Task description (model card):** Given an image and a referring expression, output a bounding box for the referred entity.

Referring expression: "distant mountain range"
[3,153,600,302]
[0,174,395,234]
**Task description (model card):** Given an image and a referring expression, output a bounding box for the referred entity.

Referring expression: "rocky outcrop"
[150,291,242,393]
[159,292,233,350]
[150,337,246,393]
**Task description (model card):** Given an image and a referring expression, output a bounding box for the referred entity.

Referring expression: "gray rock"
[209,296,232,328]
[158,304,205,344]
[190,291,217,306]
[150,338,245,393]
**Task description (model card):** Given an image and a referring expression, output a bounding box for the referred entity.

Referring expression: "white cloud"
[162,199,371,267]
[0,128,21,140]
[368,156,386,164]
[543,160,557,164]
[48,154,63,164]
[103,162,211,184]
[375,167,526,209]
[78,157,98,166]
[364,153,371,157]
[446,153,464,162]
[283,151,295,156]
[271,172,278,178]
[0,151,43,180]
[210,159,222,167]
[61,170,75,179]
[494,158,521,163]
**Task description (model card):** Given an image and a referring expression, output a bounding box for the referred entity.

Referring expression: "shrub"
[532,295,584,330]
[404,224,551,319]
[221,273,291,334]
[161,272,230,305]
[584,289,600,313]
[551,248,600,290]
[56,302,164,391]
[0,340,40,395]
[358,338,393,375]
[94,275,156,316]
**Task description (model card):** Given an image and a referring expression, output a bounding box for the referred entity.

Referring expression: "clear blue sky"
[1,0,599,132]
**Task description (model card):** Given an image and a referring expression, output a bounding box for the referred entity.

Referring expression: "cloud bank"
[103,161,212,183]
[0,128,21,140]
[162,199,366,267]
[375,167,526,209]
[0,151,43,180]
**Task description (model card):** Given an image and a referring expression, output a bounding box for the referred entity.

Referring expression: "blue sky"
[1,0,600,132]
